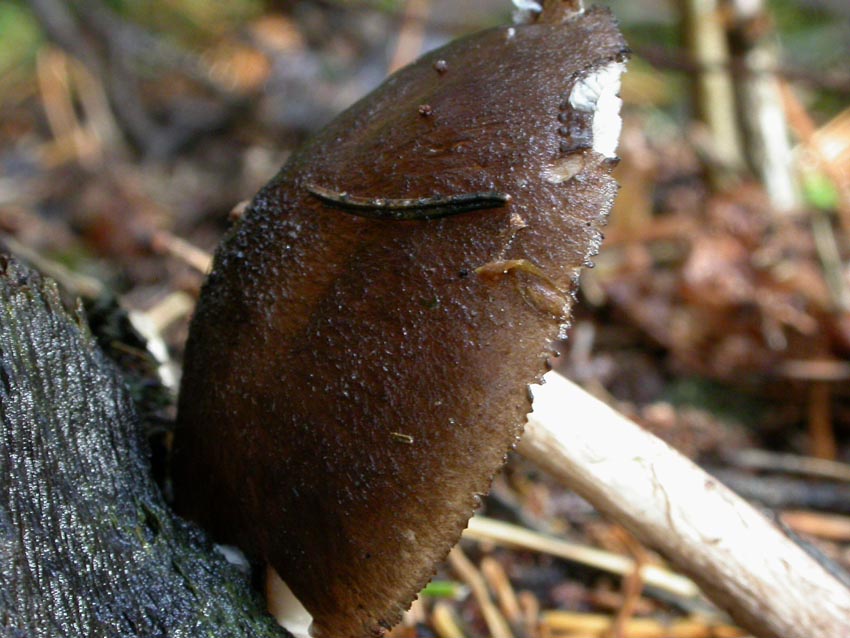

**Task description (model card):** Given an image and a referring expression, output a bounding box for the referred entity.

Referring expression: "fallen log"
[0,255,287,638]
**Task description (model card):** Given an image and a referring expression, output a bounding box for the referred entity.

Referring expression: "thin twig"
[387,0,430,74]
[722,448,850,483]
[727,0,800,212]
[540,610,746,638]
[449,545,514,638]
[807,381,837,460]
[777,359,850,382]
[481,557,523,633]
[517,591,540,638]
[678,0,745,176]
[149,230,213,274]
[781,85,850,230]
[141,291,195,334]
[780,510,850,542]
[810,208,850,311]
[432,600,466,638]
[707,468,850,514]
[607,527,646,638]
[463,517,699,600]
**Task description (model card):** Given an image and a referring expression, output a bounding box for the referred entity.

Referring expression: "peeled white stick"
[520,370,850,638]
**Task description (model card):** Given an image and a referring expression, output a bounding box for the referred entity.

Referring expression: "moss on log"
[0,255,287,638]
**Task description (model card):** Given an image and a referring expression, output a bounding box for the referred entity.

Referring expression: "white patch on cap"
[511,0,542,23]
[512,0,542,11]
[568,61,625,159]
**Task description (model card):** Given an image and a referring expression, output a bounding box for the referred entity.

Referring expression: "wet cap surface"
[175,8,627,638]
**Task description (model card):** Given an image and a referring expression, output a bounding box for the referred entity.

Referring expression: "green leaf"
[0,1,42,77]
[802,171,840,211]
[420,580,467,600]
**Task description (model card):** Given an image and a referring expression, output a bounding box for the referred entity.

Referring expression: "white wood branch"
[519,371,850,638]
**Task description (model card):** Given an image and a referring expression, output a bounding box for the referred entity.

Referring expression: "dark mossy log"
[0,255,288,638]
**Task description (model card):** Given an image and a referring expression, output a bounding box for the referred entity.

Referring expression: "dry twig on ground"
[520,371,850,638]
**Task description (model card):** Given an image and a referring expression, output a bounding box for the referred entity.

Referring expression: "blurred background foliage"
[1,2,850,634]
[0,0,848,459]
[0,0,847,440]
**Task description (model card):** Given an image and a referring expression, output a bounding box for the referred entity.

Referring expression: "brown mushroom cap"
[175,8,627,638]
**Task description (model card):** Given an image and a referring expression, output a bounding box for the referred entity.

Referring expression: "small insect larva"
[306,182,510,221]
[390,432,414,445]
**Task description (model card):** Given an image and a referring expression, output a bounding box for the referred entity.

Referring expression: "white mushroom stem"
[520,370,850,638]
[267,566,313,638]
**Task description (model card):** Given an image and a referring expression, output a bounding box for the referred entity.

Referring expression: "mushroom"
[174,4,628,638]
